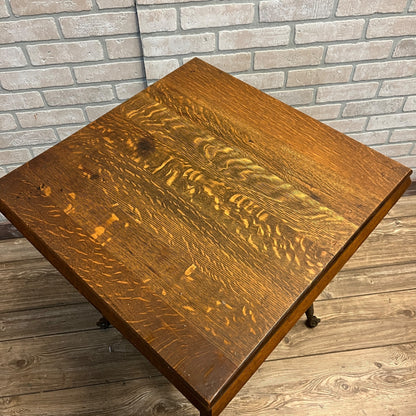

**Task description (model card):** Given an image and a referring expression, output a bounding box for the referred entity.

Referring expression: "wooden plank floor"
[0,193,415,415]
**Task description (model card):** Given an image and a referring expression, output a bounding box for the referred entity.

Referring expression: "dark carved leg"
[200,410,213,416]
[305,304,320,328]
[96,316,110,329]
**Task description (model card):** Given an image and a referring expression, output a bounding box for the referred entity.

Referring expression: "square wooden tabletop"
[0,58,412,416]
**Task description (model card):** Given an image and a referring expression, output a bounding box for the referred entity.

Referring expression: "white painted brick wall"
[0,0,146,223]
[1,0,416,225]
[137,0,416,183]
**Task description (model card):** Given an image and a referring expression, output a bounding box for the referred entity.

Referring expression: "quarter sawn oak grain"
[0,58,412,415]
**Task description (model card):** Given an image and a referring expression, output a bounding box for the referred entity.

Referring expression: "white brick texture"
[1,0,416,221]
[1,18,59,43]
[9,0,92,15]
[260,0,333,22]
[336,0,408,16]
[295,20,365,44]
[106,37,142,59]
[181,3,254,30]
[393,39,416,58]
[137,8,177,33]
[367,16,416,38]
[17,108,85,128]
[0,46,27,68]
[287,66,352,87]
[59,12,138,38]
[255,47,323,70]
[219,27,290,50]
[0,0,146,197]
[325,41,393,63]
[0,129,57,148]
[0,114,17,131]
[1,67,74,90]
[0,91,43,111]
[43,86,114,106]
[27,41,104,65]
[74,62,144,83]
[142,33,215,56]
[353,60,416,81]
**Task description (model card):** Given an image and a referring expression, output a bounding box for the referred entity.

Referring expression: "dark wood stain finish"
[0,59,412,415]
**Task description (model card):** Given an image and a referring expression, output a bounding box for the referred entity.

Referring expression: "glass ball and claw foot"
[305,304,321,328]
[96,316,110,329]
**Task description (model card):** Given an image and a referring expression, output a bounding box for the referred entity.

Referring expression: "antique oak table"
[0,59,412,415]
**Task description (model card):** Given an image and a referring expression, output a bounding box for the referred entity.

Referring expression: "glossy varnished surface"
[0,59,412,414]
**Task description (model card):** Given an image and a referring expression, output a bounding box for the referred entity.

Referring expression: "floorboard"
[0,194,415,415]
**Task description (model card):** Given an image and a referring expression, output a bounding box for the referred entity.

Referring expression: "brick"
[379,78,416,97]
[395,156,416,172]
[142,33,215,57]
[10,0,92,15]
[106,37,142,60]
[183,53,251,73]
[236,72,284,90]
[373,143,413,158]
[145,59,179,80]
[44,86,114,106]
[219,27,290,50]
[343,98,403,117]
[390,128,416,143]
[60,12,138,38]
[0,92,44,112]
[96,0,134,8]
[296,20,365,44]
[74,61,144,83]
[404,96,416,111]
[86,104,118,121]
[27,41,104,65]
[181,3,254,30]
[138,0,206,3]
[0,46,27,69]
[1,67,73,90]
[393,39,416,58]
[326,41,392,64]
[337,0,407,16]
[367,112,416,130]
[0,18,59,44]
[324,118,367,133]
[349,131,389,145]
[287,66,352,87]
[269,89,314,106]
[115,81,146,99]
[17,108,85,128]
[0,167,6,178]
[0,114,17,131]
[412,146,416,155]
[317,82,379,103]
[296,104,341,120]
[0,129,57,149]
[137,8,176,33]
[354,60,416,81]
[0,148,31,165]
[0,1,9,17]
[255,46,323,70]
[367,16,416,38]
[260,0,332,22]
[56,125,85,140]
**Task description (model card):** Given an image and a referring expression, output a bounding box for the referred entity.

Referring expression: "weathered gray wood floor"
[0,193,415,415]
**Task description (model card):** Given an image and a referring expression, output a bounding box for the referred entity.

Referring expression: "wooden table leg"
[200,408,213,416]
[305,304,321,328]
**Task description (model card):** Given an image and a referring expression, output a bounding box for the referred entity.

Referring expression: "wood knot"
[135,134,155,157]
